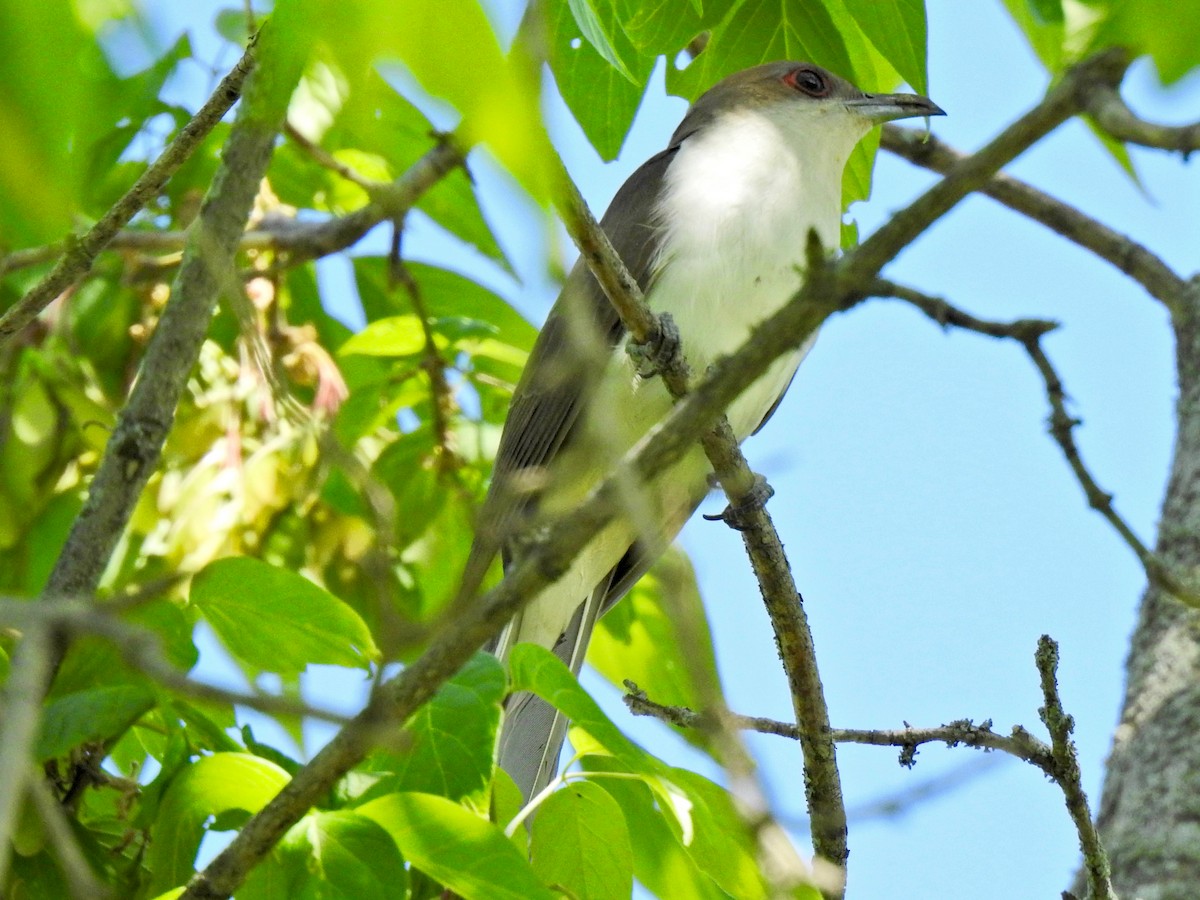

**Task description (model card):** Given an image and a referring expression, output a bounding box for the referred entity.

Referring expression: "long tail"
[494,578,609,806]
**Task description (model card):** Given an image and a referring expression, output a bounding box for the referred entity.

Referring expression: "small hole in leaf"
[570,38,582,50]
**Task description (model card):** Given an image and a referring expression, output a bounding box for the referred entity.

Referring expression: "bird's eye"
[784,67,830,97]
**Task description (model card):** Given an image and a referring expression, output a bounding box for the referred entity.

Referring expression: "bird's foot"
[704,474,775,531]
[628,313,681,379]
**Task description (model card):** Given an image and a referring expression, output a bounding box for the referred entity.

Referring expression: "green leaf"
[566,0,640,81]
[1097,0,1200,84]
[371,427,448,550]
[354,258,536,352]
[616,0,732,55]
[580,756,725,900]
[314,69,512,269]
[320,0,555,201]
[339,314,428,357]
[0,0,118,243]
[508,645,699,843]
[667,0,856,100]
[241,810,408,900]
[36,684,155,761]
[508,644,658,776]
[143,753,290,895]
[838,0,928,94]
[1027,0,1064,25]
[842,127,880,210]
[544,0,653,160]
[530,781,634,900]
[371,653,506,803]
[357,792,557,900]
[667,768,769,899]
[1000,0,1065,72]
[589,549,722,755]
[191,556,379,675]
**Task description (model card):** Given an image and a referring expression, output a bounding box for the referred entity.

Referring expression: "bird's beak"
[845,92,946,123]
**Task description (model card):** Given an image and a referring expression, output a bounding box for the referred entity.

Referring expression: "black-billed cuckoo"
[470,62,944,803]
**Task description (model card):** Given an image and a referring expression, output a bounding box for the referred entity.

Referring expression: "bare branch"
[0,134,467,284]
[626,687,1056,772]
[389,224,460,471]
[1021,333,1193,604]
[881,124,1186,312]
[0,600,354,726]
[868,278,1058,341]
[1083,82,1200,154]
[284,121,382,190]
[1035,636,1114,900]
[870,279,1194,607]
[0,38,257,345]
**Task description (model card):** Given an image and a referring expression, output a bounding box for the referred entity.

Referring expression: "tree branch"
[0,38,257,345]
[0,134,467,282]
[1035,636,1114,900]
[0,599,353,726]
[628,634,1115,899]
[870,278,1194,607]
[880,124,1186,313]
[1083,82,1200,155]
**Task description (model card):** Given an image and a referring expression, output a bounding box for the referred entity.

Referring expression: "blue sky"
[134,0,1200,895]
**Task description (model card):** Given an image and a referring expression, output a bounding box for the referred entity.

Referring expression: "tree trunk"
[1085,284,1200,899]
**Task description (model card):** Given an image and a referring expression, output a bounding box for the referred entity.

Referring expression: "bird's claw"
[704,474,775,530]
[629,313,681,379]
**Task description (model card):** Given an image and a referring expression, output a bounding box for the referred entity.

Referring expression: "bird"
[466,61,945,805]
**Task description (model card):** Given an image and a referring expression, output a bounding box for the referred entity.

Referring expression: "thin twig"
[841,757,1002,823]
[1035,636,1114,900]
[0,38,257,344]
[0,138,467,280]
[1021,334,1192,603]
[881,124,1185,312]
[624,689,1055,772]
[389,221,459,470]
[284,121,382,190]
[869,279,1193,607]
[1083,82,1200,155]
[28,772,111,899]
[0,600,353,725]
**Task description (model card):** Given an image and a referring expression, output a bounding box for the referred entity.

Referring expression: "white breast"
[642,104,867,438]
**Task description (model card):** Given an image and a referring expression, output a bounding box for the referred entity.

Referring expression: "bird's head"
[673,61,945,162]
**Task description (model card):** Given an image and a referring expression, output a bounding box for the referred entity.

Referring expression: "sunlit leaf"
[667,0,856,99]
[839,0,928,93]
[364,652,505,803]
[530,780,634,899]
[143,753,290,895]
[36,684,155,761]
[544,0,653,160]
[589,549,722,755]
[339,314,428,357]
[240,809,408,900]
[357,792,557,899]
[192,556,380,675]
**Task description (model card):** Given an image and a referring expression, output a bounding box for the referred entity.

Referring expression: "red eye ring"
[784,66,830,97]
